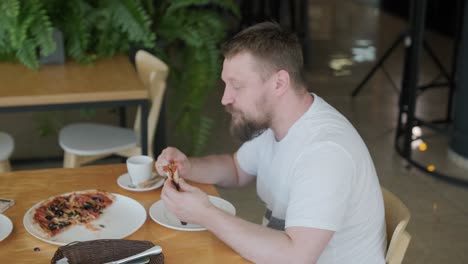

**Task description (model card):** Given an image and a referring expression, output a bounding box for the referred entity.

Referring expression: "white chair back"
[133,50,169,157]
[382,187,411,264]
[0,132,14,172]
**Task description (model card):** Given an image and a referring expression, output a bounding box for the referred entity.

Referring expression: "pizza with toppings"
[32,190,114,236]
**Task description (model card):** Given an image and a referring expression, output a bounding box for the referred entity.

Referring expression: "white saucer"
[0,214,13,241]
[117,173,164,192]
[149,196,236,231]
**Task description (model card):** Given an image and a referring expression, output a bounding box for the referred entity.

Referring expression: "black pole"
[400,0,427,159]
[394,0,468,187]
[450,0,468,159]
[446,0,466,122]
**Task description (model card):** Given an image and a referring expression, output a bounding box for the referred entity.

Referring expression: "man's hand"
[155,147,191,178]
[156,147,254,189]
[160,178,214,225]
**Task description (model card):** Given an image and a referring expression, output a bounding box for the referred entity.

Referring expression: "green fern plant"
[49,0,156,63]
[0,0,55,69]
[0,0,155,68]
[148,0,240,156]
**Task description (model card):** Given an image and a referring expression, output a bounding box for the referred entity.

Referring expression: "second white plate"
[0,214,13,241]
[149,196,236,231]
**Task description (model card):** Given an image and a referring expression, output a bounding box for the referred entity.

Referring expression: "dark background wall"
[381,0,462,37]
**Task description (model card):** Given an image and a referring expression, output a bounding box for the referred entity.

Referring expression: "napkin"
[50,239,164,264]
[0,198,14,213]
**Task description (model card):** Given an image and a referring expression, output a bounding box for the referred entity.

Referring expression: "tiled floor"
[10,1,468,263]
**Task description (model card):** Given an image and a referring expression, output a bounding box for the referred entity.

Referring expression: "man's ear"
[274,70,290,95]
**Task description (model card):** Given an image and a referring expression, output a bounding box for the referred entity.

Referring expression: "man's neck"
[271,91,314,141]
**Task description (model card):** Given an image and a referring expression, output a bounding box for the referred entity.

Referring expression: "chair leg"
[0,159,11,173]
[63,152,81,168]
[63,152,113,168]
[115,147,141,158]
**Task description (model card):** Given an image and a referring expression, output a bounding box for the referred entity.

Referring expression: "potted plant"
[146,0,240,156]
[0,0,155,69]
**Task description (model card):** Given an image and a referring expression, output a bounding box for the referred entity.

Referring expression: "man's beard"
[226,105,270,142]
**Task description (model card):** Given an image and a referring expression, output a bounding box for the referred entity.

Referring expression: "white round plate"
[23,190,147,246]
[117,173,164,192]
[0,214,13,241]
[149,196,236,231]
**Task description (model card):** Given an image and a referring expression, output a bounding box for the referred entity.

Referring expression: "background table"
[0,56,150,155]
[0,164,248,263]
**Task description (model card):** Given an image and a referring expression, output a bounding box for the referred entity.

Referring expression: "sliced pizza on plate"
[32,190,114,237]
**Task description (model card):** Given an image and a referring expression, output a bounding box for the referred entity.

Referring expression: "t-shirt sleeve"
[285,142,354,231]
[235,135,263,176]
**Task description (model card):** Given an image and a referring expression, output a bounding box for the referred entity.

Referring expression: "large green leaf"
[110,0,156,46]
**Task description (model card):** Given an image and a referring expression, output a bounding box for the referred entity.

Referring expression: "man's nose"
[221,89,234,106]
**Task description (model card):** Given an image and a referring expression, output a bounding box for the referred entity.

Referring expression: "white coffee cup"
[126,155,154,185]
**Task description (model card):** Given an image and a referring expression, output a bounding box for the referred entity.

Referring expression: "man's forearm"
[201,207,320,264]
[185,154,240,187]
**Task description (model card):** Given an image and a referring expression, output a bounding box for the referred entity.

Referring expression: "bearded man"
[156,22,386,264]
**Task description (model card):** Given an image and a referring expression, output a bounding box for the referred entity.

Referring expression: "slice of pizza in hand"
[162,161,180,191]
[161,161,187,225]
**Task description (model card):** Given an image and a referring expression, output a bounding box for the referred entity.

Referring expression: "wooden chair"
[0,132,14,173]
[382,187,411,264]
[59,50,169,168]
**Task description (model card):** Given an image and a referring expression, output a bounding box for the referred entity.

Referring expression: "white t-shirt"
[236,94,386,263]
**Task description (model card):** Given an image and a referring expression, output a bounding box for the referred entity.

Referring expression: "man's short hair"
[222,21,306,89]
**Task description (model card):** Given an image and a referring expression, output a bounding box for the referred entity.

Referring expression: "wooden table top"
[0,56,148,107]
[0,164,248,263]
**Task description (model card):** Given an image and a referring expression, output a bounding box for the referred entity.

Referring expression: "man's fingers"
[162,178,178,197]
[155,160,168,175]
[161,147,180,160]
[155,150,170,175]
[178,178,195,192]
[156,147,186,176]
[161,193,176,212]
